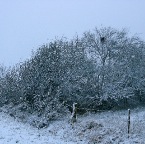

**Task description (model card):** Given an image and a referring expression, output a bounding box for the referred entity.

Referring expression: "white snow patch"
[0,107,145,143]
[0,112,74,144]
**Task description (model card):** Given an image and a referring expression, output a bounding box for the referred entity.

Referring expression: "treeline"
[0,27,145,116]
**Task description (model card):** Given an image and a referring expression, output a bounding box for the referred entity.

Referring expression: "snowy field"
[0,107,145,144]
[0,111,71,144]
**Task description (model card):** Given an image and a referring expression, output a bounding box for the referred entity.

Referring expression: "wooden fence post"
[128,109,131,138]
[71,103,77,124]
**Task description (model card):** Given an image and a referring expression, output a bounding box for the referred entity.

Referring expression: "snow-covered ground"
[0,111,72,144]
[0,107,145,144]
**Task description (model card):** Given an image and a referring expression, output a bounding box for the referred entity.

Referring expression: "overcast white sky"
[0,0,145,66]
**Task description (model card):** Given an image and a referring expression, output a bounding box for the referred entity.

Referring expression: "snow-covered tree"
[82,27,145,107]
